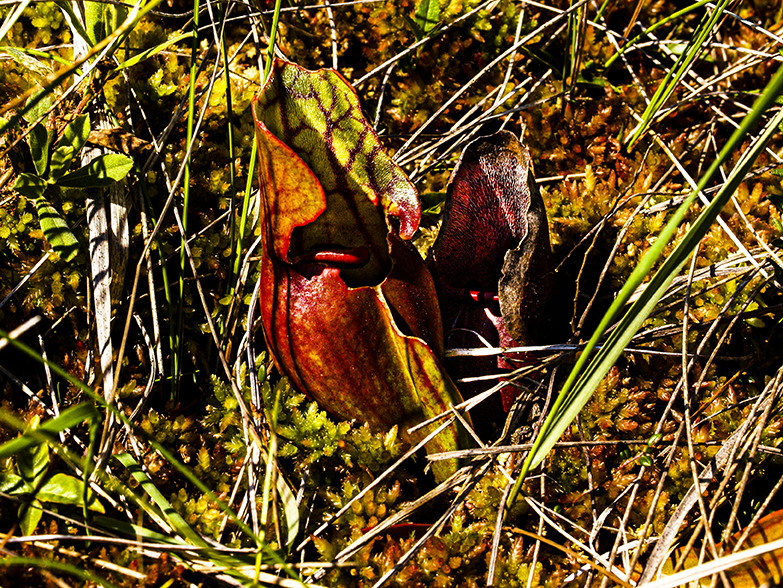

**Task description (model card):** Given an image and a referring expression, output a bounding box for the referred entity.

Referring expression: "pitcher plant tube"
[252,59,472,481]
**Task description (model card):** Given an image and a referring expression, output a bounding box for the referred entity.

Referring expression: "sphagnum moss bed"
[1,1,783,586]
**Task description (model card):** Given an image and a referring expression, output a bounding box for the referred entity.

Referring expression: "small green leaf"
[415,0,440,35]
[114,32,194,70]
[35,197,80,262]
[12,173,47,200]
[59,114,90,161]
[56,153,134,188]
[23,88,53,125]
[28,122,50,176]
[49,145,75,180]
[19,499,42,536]
[17,442,48,488]
[0,47,52,82]
[0,472,32,495]
[37,473,104,512]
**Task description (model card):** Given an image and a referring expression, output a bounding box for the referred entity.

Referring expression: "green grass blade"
[507,63,783,507]
[625,0,730,148]
[113,31,194,70]
[0,403,100,459]
[0,556,120,588]
[114,452,208,548]
[0,0,32,43]
[603,0,712,70]
[174,0,202,398]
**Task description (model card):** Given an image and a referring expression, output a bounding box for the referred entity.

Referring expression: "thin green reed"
[175,0,202,398]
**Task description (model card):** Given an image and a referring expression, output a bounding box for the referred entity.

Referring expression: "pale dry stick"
[0,365,57,417]
[300,416,471,556]
[714,1,783,45]
[36,331,61,441]
[234,326,262,536]
[522,495,634,584]
[637,377,780,583]
[217,439,252,542]
[527,467,545,588]
[117,75,163,371]
[395,0,588,158]
[430,439,748,461]
[244,236,265,408]
[716,371,783,548]
[644,122,768,280]
[219,219,264,353]
[496,72,549,133]
[122,315,158,427]
[669,375,780,583]
[679,246,729,586]
[729,180,783,273]
[372,62,395,130]
[625,269,768,577]
[324,0,338,70]
[486,461,514,587]
[159,209,232,267]
[0,251,51,311]
[596,462,651,588]
[590,476,641,551]
[318,464,475,573]
[135,184,164,376]
[353,0,496,87]
[575,415,598,545]
[571,157,657,337]
[493,0,526,111]
[205,0,228,50]
[368,460,495,588]
[600,9,651,106]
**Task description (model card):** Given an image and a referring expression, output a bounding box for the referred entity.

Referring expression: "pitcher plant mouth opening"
[293,246,371,268]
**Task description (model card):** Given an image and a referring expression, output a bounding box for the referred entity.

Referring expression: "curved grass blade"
[624,0,731,148]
